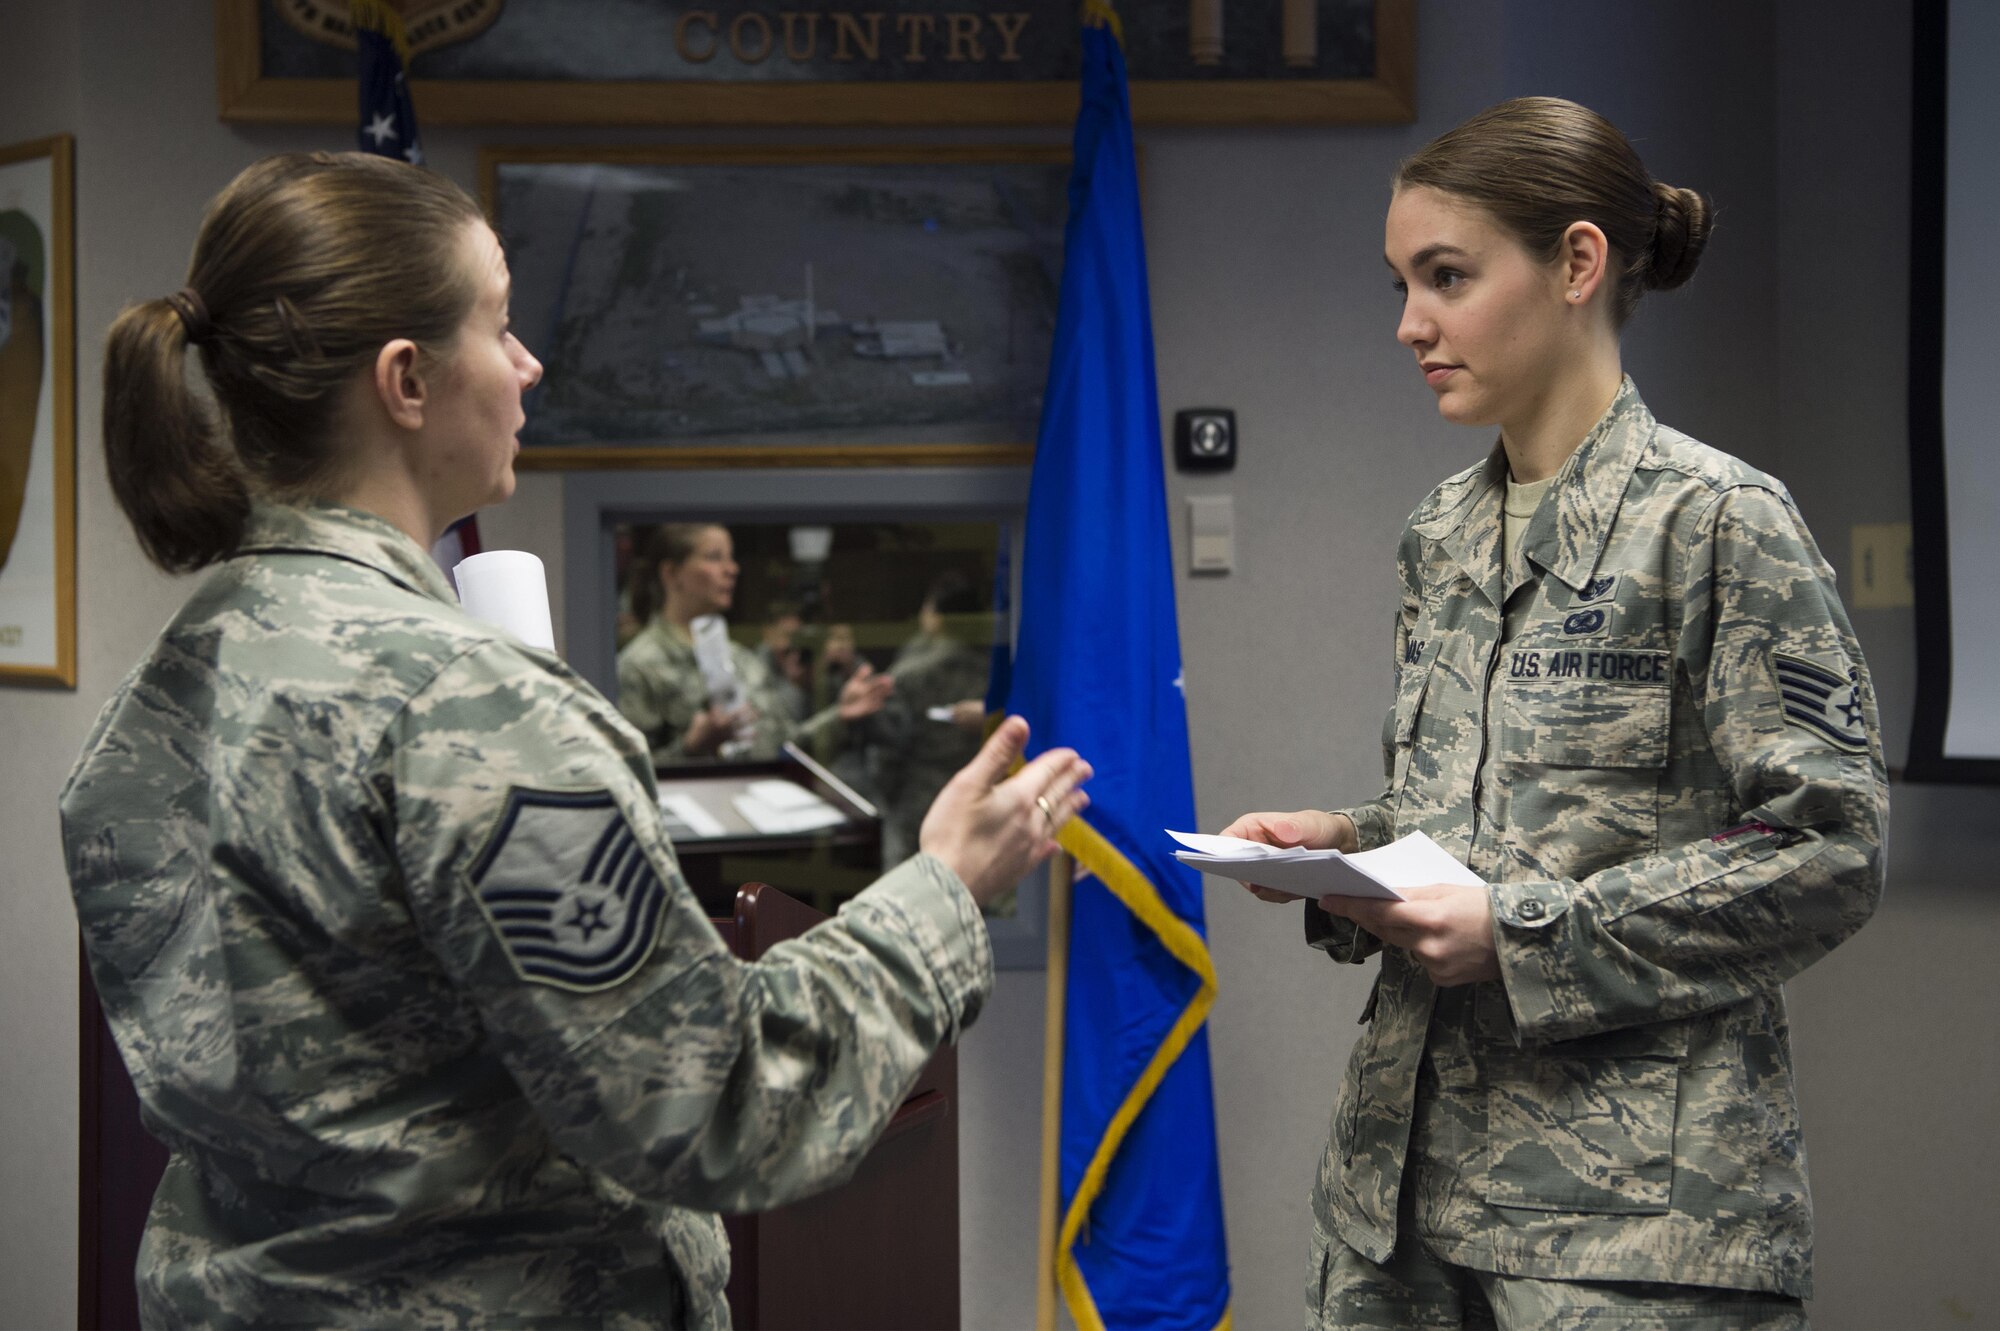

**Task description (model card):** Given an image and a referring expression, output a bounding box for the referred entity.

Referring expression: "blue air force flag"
[1006,10,1231,1328]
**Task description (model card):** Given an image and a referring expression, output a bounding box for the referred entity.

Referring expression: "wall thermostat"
[1174,408,1236,472]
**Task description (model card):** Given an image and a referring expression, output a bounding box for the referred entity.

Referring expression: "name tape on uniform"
[1508,648,1670,685]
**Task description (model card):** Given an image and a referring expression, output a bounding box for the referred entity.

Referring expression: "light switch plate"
[1850,522,1913,609]
[1187,495,1233,574]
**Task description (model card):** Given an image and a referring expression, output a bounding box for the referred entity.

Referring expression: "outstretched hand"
[920,716,1091,908]
[836,662,895,721]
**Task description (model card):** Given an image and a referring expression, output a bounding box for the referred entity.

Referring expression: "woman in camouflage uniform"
[62,152,1090,1329]
[615,523,895,765]
[1226,99,1886,1328]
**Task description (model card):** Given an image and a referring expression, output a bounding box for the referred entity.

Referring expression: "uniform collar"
[1410,376,1654,602]
[1411,449,1507,607]
[237,502,459,607]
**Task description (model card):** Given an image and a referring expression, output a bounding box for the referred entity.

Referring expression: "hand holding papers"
[1169,828,1484,901]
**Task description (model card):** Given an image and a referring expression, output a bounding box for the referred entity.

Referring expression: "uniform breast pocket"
[1501,674,1670,769]
[1500,669,1671,875]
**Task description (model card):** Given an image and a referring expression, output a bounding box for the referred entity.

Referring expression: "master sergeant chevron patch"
[467,787,671,992]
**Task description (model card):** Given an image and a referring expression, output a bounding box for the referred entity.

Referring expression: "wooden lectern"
[712,883,960,1329]
[78,884,960,1329]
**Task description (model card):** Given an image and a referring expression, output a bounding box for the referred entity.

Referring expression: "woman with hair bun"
[1225,98,1885,1326]
[61,152,1089,1328]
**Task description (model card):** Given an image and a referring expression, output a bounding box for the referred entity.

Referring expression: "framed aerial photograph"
[0,135,75,688]
[217,0,1414,127]
[484,145,1070,469]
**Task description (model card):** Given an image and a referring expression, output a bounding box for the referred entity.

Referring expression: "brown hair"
[631,523,728,624]
[1395,97,1712,327]
[102,152,485,572]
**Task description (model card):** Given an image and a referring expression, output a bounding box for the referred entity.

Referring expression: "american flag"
[353,0,423,165]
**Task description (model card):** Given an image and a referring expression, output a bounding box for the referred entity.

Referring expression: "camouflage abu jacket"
[1305,379,1886,1298]
[61,502,992,1329]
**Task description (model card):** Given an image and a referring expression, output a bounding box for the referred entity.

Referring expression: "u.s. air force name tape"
[1507,648,1670,684]
[1773,651,1869,753]
[468,787,670,991]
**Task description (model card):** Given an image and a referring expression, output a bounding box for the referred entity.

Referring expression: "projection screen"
[1907,0,2000,782]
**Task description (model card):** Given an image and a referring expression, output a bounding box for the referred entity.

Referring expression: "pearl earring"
[1568,290,1582,301]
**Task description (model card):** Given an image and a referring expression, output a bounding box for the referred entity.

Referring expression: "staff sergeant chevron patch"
[468,788,671,992]
[1773,651,1869,753]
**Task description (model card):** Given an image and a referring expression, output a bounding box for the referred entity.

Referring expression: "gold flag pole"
[1034,849,1074,1331]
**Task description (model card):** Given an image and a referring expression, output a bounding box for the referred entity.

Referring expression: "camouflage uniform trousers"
[1311,1208,1807,1329]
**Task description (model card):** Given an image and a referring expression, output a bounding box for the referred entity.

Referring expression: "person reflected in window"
[872,570,994,868]
[755,601,811,725]
[616,523,892,765]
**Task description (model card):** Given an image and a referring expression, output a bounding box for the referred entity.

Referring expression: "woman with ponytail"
[62,152,1089,1328]
[1225,99,1885,1327]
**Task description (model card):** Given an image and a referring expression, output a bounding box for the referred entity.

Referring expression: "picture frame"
[216,0,1414,128]
[483,144,1070,471]
[0,134,76,689]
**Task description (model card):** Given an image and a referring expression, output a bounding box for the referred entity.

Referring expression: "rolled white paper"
[453,549,556,652]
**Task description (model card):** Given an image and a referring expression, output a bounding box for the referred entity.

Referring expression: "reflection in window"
[612,519,1002,886]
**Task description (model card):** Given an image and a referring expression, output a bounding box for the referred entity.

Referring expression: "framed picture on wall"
[483,145,1070,470]
[218,0,1415,128]
[0,134,76,688]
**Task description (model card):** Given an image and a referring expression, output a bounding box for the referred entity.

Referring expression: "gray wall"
[4,2,1995,1327]
[0,2,83,1322]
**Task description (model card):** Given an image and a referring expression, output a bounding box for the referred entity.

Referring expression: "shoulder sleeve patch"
[1773,652,1869,754]
[467,787,671,992]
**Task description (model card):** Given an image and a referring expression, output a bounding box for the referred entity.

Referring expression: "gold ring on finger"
[1035,794,1057,826]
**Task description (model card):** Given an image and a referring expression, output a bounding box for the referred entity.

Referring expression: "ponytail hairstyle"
[1394,97,1712,328]
[103,152,485,573]
[631,523,726,626]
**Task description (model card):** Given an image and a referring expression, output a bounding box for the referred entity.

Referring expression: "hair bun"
[1648,183,1711,291]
